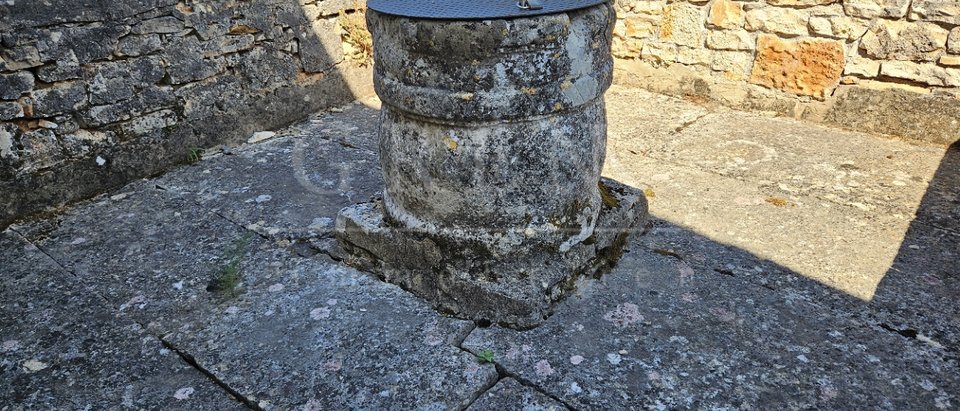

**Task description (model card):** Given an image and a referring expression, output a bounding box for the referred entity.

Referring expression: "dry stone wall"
[0,0,372,227]
[613,0,960,144]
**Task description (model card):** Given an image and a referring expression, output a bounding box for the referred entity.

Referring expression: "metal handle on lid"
[518,0,544,10]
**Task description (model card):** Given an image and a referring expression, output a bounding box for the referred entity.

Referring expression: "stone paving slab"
[607,87,946,217]
[13,180,497,410]
[156,99,383,247]
[0,231,243,410]
[463,244,959,410]
[467,378,567,411]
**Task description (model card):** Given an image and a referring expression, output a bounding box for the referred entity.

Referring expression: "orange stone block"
[749,35,845,98]
[708,0,744,30]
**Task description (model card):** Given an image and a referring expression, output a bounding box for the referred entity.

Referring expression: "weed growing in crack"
[207,233,254,298]
[186,147,204,164]
[477,349,495,364]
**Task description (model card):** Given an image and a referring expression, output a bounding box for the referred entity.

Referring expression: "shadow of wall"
[0,0,373,229]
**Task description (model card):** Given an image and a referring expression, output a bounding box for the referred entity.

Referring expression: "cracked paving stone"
[0,231,243,409]
[15,186,497,410]
[467,378,567,411]
[462,242,960,410]
[157,100,382,245]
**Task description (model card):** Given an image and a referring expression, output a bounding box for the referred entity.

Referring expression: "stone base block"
[334,177,648,328]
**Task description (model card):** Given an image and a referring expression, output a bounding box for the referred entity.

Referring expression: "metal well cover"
[366,0,608,19]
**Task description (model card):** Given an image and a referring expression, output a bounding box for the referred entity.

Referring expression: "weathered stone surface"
[744,7,809,36]
[348,4,646,327]
[18,183,499,410]
[162,37,225,84]
[705,30,753,51]
[41,25,130,64]
[0,72,34,100]
[641,41,678,63]
[87,57,165,105]
[35,51,83,82]
[467,379,566,411]
[711,50,753,76]
[768,0,837,5]
[843,0,911,18]
[620,15,658,39]
[860,21,949,62]
[808,16,870,41]
[0,231,244,410]
[463,245,959,409]
[337,177,648,328]
[29,80,87,117]
[132,16,185,34]
[159,101,382,242]
[941,55,960,66]
[750,35,845,98]
[116,34,164,56]
[844,55,881,77]
[949,27,960,54]
[300,17,344,72]
[910,0,960,24]
[659,3,706,47]
[825,86,960,144]
[0,101,23,120]
[880,61,960,86]
[706,0,743,30]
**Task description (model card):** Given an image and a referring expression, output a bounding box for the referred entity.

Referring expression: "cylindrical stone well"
[337,1,647,327]
[370,3,615,256]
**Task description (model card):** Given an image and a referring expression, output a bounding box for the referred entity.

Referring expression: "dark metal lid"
[366,0,607,19]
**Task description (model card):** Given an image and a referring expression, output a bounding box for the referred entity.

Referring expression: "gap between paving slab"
[0,230,247,409]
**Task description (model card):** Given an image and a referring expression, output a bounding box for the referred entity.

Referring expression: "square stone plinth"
[335,177,648,328]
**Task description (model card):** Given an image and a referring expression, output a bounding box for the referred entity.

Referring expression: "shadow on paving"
[464,141,959,410]
[2,104,958,409]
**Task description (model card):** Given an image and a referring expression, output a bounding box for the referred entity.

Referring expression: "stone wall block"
[29,81,87,117]
[83,86,177,127]
[0,72,34,100]
[132,16,185,34]
[880,61,960,86]
[949,27,960,54]
[677,46,713,66]
[745,8,810,37]
[0,102,23,120]
[163,37,226,85]
[36,51,83,82]
[301,17,345,72]
[808,16,871,41]
[87,57,166,105]
[41,25,130,64]
[843,0,911,19]
[910,0,960,25]
[941,55,960,66]
[659,3,707,47]
[707,0,744,30]
[706,30,754,50]
[750,34,845,98]
[712,50,754,78]
[768,0,838,6]
[116,34,163,57]
[845,56,882,77]
[642,41,679,63]
[622,15,659,38]
[860,21,949,62]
